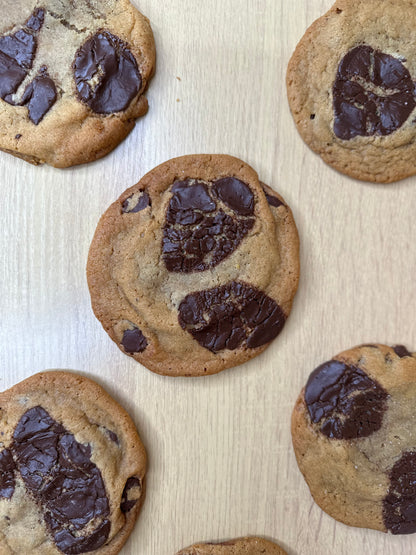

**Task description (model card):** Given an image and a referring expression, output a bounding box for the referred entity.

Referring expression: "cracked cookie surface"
[176,536,287,555]
[292,344,416,534]
[287,0,416,183]
[0,371,146,554]
[87,154,300,377]
[0,0,155,167]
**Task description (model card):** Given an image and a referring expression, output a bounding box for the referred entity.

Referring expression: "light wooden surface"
[1,1,416,554]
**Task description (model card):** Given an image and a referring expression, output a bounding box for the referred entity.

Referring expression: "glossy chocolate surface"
[305,360,388,439]
[73,31,142,114]
[120,477,141,513]
[12,406,110,553]
[0,406,111,553]
[20,66,57,124]
[0,9,58,124]
[178,281,285,352]
[384,452,416,534]
[333,45,416,140]
[0,449,16,499]
[162,178,255,273]
[122,191,150,213]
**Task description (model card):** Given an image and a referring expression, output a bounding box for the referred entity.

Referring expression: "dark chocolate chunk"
[178,281,285,352]
[122,327,148,353]
[162,179,255,273]
[263,186,284,208]
[12,406,110,553]
[120,477,141,513]
[52,519,111,555]
[26,9,45,32]
[0,9,57,124]
[0,9,44,102]
[73,31,142,114]
[212,177,254,216]
[305,360,388,439]
[384,452,416,534]
[20,67,57,124]
[122,191,150,213]
[333,45,416,140]
[0,449,16,499]
[0,51,28,101]
[393,345,412,358]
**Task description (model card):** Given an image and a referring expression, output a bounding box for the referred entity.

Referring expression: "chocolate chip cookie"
[0,0,155,167]
[87,154,300,377]
[0,371,146,553]
[287,0,416,183]
[176,537,287,555]
[292,344,416,534]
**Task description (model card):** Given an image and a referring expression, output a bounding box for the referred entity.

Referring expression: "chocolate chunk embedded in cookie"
[0,371,146,553]
[87,154,300,377]
[287,0,416,183]
[292,344,416,534]
[176,536,287,555]
[0,0,155,167]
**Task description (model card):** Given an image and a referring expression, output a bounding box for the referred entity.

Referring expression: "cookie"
[176,536,287,555]
[87,154,300,377]
[0,371,146,553]
[0,0,155,167]
[292,343,416,534]
[286,0,416,183]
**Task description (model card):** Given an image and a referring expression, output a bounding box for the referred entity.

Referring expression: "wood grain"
[1,1,416,554]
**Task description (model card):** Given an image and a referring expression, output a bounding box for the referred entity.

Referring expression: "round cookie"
[0,371,146,553]
[0,0,155,167]
[176,536,287,555]
[287,0,416,183]
[87,154,300,377]
[292,344,416,534]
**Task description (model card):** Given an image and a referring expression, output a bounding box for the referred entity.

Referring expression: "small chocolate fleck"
[120,477,141,513]
[393,345,412,358]
[122,191,150,213]
[122,327,148,353]
[178,281,285,352]
[73,31,142,114]
[15,134,22,140]
[106,428,119,445]
[305,360,388,439]
[162,178,255,273]
[310,113,316,119]
[12,406,110,553]
[333,45,416,140]
[263,186,284,208]
[384,452,416,534]
[0,449,16,499]
[336,7,343,13]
